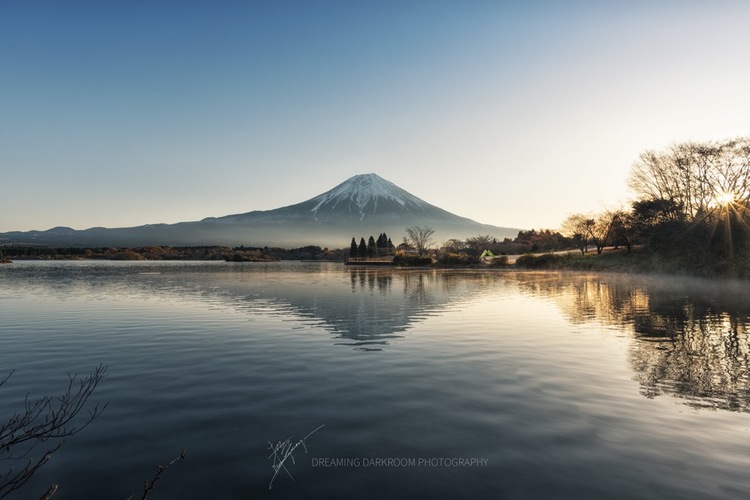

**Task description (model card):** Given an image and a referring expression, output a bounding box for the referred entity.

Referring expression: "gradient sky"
[2,1,750,234]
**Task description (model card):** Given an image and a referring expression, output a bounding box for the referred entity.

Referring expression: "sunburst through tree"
[628,137,750,275]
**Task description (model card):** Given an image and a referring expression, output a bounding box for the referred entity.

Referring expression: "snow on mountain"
[0,173,521,247]
[309,173,427,219]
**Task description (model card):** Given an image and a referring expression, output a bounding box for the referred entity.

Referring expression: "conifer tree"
[376,233,388,249]
[368,236,377,257]
[349,237,358,258]
[358,237,367,258]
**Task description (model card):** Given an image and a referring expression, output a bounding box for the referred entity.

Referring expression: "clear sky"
[2,1,749,234]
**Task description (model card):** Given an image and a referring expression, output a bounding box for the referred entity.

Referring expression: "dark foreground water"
[2,261,750,499]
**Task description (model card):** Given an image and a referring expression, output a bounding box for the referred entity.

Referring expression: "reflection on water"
[219,266,495,350]
[510,272,750,412]
[0,262,502,351]
[6,262,750,412]
[4,262,750,498]
[4,263,750,410]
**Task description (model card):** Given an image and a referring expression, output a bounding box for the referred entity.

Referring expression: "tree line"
[0,245,348,262]
[348,233,395,258]
[560,136,750,276]
[345,226,575,267]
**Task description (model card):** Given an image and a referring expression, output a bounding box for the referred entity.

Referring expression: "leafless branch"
[0,365,108,499]
[0,371,13,389]
[136,450,186,500]
[405,226,435,256]
[38,484,58,500]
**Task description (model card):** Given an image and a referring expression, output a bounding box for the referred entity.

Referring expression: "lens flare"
[716,191,736,205]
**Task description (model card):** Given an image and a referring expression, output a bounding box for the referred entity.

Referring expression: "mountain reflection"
[511,272,750,412]
[10,263,493,351]
[216,266,507,350]
[288,268,452,350]
[159,265,463,350]
[272,268,497,349]
[11,262,749,411]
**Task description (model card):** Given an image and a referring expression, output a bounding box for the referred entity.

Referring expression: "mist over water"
[2,262,750,499]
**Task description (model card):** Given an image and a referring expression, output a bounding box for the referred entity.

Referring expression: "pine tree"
[349,237,358,258]
[368,236,377,257]
[376,233,388,249]
[358,238,367,258]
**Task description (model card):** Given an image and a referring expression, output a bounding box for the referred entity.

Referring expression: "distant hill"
[0,174,521,248]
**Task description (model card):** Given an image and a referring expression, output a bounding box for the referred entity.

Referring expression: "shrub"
[393,254,434,267]
[488,255,509,267]
[438,252,476,266]
[514,253,565,269]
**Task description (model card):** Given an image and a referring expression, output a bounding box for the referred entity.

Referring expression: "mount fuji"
[0,174,520,248]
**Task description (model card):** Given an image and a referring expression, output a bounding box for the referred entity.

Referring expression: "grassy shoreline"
[512,248,750,278]
[4,244,748,279]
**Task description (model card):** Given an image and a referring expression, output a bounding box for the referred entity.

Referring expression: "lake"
[2,261,750,499]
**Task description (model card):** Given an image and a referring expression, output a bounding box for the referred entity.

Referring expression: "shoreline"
[3,245,748,280]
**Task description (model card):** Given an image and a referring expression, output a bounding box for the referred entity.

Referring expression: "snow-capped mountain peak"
[310,173,427,219]
[0,173,520,247]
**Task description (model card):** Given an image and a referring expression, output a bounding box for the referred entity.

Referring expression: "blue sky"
[2,1,750,234]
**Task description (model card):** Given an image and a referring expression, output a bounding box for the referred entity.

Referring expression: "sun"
[715,191,736,206]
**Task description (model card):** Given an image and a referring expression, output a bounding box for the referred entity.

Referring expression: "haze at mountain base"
[0,174,520,248]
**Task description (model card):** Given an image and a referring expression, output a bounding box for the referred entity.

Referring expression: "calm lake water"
[2,261,750,499]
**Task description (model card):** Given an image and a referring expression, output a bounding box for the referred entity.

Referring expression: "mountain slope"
[307,173,432,220]
[0,174,520,247]
[214,174,479,223]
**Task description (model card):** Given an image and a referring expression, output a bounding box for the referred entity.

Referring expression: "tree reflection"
[512,272,750,412]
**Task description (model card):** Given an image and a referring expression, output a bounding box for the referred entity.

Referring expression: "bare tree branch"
[0,370,13,389]
[0,365,108,499]
[135,450,186,500]
[405,226,435,256]
[39,484,58,500]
